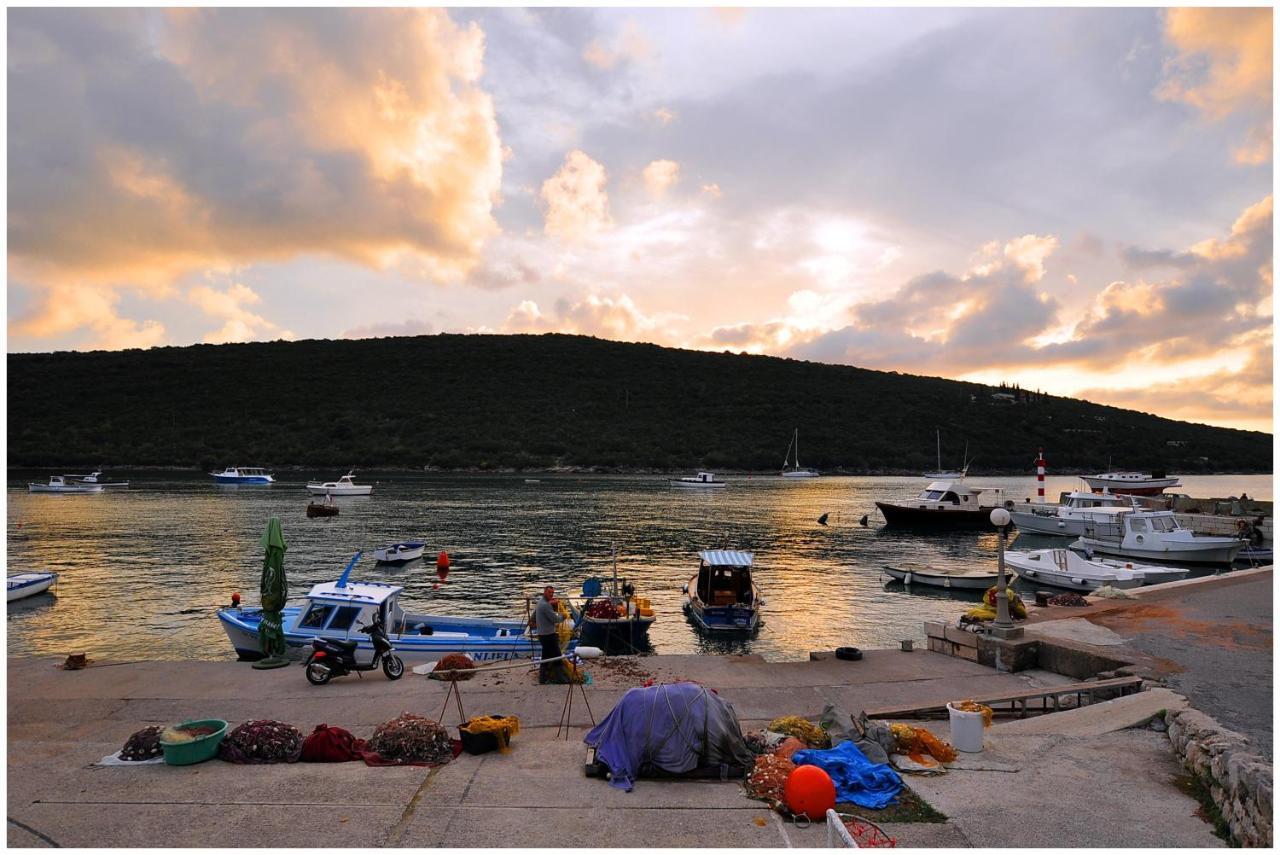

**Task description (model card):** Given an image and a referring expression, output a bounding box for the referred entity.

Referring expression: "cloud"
[642,160,680,197]
[581,20,653,71]
[188,282,294,344]
[12,285,167,351]
[652,107,678,126]
[1156,7,1273,163]
[8,8,504,349]
[502,291,682,341]
[540,150,612,240]
[700,183,723,199]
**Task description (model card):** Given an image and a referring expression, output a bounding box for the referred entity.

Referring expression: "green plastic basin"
[160,719,228,766]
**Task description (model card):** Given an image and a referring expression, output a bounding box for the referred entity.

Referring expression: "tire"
[305,661,332,685]
[383,655,405,680]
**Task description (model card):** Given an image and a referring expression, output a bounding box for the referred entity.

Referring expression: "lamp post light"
[988,507,1023,639]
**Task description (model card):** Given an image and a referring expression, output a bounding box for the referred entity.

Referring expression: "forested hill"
[7,334,1272,473]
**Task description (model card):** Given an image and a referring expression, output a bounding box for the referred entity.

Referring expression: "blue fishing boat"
[682,550,762,633]
[211,466,274,484]
[217,554,550,664]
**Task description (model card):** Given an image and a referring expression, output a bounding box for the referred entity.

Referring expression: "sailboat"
[781,429,820,478]
[923,431,967,480]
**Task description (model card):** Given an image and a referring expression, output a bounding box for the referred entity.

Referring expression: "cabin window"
[299,604,334,629]
[1129,519,1148,533]
[923,490,944,500]
[1152,516,1176,532]
[327,605,362,631]
[941,492,959,504]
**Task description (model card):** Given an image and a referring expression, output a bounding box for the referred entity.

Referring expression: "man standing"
[533,585,566,684]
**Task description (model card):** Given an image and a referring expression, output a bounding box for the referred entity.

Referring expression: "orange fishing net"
[952,699,994,727]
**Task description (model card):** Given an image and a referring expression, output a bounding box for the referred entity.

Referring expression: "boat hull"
[882,565,999,590]
[306,484,372,496]
[306,504,339,518]
[28,484,102,493]
[1081,476,1180,495]
[781,471,819,478]
[217,607,544,664]
[578,615,655,653]
[7,573,57,602]
[876,502,995,528]
[373,543,426,564]
[1009,510,1090,537]
[212,475,273,484]
[1075,537,1243,565]
[669,481,726,488]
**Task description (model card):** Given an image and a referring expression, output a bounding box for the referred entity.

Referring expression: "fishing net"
[367,713,456,765]
[556,599,574,648]
[745,729,788,755]
[768,716,831,749]
[1047,592,1089,607]
[119,726,164,762]
[301,724,367,762]
[774,737,806,760]
[834,813,898,848]
[460,715,521,753]
[888,724,957,762]
[218,719,303,764]
[429,653,477,681]
[160,724,220,744]
[951,700,994,727]
[745,753,796,809]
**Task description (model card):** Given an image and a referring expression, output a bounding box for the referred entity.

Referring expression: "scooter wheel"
[305,662,332,685]
[383,655,405,681]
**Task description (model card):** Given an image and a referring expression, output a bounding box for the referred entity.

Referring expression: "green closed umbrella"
[252,517,290,670]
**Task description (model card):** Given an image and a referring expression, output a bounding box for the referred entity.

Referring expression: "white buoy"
[574,646,604,659]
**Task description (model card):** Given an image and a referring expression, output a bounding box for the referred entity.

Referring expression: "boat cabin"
[693,550,756,607]
[224,467,268,477]
[1058,490,1126,509]
[691,472,719,484]
[914,480,984,508]
[292,580,405,636]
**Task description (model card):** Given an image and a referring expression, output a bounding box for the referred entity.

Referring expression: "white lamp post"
[988,507,1022,638]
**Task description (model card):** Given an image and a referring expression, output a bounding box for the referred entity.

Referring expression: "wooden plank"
[864,675,1143,719]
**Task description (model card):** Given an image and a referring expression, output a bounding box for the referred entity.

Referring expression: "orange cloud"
[1157,7,1273,163]
[540,150,612,240]
[14,285,167,351]
[503,291,682,342]
[642,160,680,197]
[582,20,653,71]
[188,283,294,344]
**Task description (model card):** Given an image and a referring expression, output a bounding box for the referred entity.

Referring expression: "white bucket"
[947,703,985,753]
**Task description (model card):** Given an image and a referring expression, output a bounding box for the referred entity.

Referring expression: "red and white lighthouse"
[1035,448,1046,504]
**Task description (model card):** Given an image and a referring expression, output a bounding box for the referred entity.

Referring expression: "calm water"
[7,472,1272,662]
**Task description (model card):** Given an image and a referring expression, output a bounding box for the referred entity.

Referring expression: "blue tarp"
[584,682,754,792]
[791,740,903,810]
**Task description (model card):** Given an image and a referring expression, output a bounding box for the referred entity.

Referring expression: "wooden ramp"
[863,675,1144,720]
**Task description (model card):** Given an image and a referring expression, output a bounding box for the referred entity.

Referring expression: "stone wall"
[1166,707,1273,847]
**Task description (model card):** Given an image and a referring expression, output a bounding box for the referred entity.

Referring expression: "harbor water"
[7,472,1271,662]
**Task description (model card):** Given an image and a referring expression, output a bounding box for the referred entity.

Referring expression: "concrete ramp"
[994,687,1188,736]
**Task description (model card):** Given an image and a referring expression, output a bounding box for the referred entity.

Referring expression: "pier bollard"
[1035,591,1052,608]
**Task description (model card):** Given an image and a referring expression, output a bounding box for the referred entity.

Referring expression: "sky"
[7,7,1274,432]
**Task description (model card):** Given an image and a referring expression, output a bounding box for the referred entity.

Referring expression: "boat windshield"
[1150,515,1177,532]
[299,604,334,628]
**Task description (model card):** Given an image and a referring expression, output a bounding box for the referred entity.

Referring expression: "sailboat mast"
[795,429,800,469]
[936,429,942,471]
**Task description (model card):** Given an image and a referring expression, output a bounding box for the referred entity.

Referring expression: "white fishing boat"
[1009,490,1128,537]
[217,557,542,664]
[210,466,274,485]
[670,472,727,488]
[305,471,372,496]
[372,541,426,564]
[7,572,57,602]
[1072,508,1244,564]
[68,471,129,488]
[28,476,103,494]
[1081,471,1181,496]
[781,429,819,477]
[882,563,1011,590]
[1003,548,1188,591]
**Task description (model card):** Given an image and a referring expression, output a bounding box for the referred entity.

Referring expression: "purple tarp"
[584,682,754,791]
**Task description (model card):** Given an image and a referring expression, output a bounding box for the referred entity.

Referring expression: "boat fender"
[835,646,862,661]
[575,646,603,659]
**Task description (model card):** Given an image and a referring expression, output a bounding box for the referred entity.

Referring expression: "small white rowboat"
[882,564,1013,590]
[8,572,57,602]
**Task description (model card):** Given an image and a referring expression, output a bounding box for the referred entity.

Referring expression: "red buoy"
[784,764,836,819]
[436,551,450,583]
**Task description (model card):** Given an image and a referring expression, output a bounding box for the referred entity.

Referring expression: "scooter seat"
[326,638,359,650]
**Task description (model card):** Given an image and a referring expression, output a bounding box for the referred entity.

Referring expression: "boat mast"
[795,429,800,469]
[936,429,942,472]
[611,543,619,597]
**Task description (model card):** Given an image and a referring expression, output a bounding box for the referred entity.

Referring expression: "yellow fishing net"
[556,599,574,648]
[768,716,830,748]
[460,715,521,753]
[888,723,957,763]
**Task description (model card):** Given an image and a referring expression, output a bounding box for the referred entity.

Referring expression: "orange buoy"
[436,551,450,583]
[784,764,836,819]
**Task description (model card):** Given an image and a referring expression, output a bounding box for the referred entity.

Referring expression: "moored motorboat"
[28,476,103,494]
[306,500,339,518]
[1081,471,1181,496]
[305,471,372,496]
[372,542,426,564]
[217,560,544,664]
[69,471,130,488]
[211,466,274,484]
[1072,508,1244,564]
[882,563,1011,590]
[1004,548,1190,590]
[1009,490,1128,537]
[576,553,655,654]
[683,549,762,632]
[876,478,1003,528]
[7,572,57,602]
[670,472,727,488]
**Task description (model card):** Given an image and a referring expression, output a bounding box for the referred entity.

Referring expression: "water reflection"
[7,471,1271,662]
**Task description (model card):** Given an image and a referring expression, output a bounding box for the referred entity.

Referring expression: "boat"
[682,550,762,632]
[923,431,967,480]
[1072,508,1245,564]
[882,563,1012,590]
[1008,490,1128,537]
[210,466,274,485]
[372,542,426,564]
[217,556,543,664]
[305,472,371,496]
[1003,548,1189,591]
[781,429,820,477]
[1081,471,1181,496]
[669,472,727,488]
[28,476,103,494]
[875,478,1003,527]
[306,500,339,518]
[8,572,57,602]
[68,471,130,488]
[1237,545,1274,563]
[576,549,655,654]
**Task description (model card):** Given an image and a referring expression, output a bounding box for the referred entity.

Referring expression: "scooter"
[304,615,405,685]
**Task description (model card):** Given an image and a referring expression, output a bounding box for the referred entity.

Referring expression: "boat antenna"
[611,543,619,597]
[336,550,362,589]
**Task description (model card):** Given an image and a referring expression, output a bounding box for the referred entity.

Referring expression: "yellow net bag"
[768,716,830,748]
[460,715,521,753]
